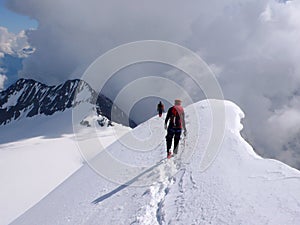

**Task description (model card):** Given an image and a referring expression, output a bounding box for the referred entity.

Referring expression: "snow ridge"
[8,100,300,225]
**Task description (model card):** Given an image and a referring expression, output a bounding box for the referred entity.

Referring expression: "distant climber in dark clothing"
[157,101,165,117]
[164,99,187,158]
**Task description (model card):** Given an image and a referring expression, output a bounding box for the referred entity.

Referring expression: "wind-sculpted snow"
[10,100,300,225]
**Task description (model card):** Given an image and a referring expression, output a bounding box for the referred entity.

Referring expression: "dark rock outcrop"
[0,79,136,127]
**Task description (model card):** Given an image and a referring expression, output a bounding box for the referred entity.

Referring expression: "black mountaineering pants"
[166,128,182,154]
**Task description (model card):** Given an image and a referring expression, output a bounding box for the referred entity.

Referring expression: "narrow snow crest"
[8,99,300,225]
[224,100,245,134]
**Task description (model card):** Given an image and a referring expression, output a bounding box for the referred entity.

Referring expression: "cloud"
[6,0,201,83]
[0,26,31,58]
[0,26,31,88]
[198,0,300,168]
[6,0,300,168]
[0,74,8,90]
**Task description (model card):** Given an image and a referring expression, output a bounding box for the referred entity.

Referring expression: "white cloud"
[208,0,300,167]
[260,4,274,22]
[0,26,31,58]
[6,0,300,168]
[0,74,8,90]
[208,64,223,77]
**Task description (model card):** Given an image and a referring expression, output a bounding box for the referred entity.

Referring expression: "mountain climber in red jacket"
[164,99,187,158]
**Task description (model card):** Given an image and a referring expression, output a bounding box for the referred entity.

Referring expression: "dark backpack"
[170,106,182,128]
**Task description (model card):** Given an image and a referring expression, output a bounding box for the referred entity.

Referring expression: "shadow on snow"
[91,159,166,204]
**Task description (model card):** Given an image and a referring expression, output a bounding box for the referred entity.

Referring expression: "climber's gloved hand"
[183,129,187,137]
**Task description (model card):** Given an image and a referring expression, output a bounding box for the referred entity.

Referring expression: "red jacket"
[165,105,186,130]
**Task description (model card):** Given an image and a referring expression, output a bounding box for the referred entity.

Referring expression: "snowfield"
[0,108,130,225]
[2,100,300,225]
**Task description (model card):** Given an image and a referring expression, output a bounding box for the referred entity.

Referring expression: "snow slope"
[9,100,300,225]
[0,108,130,225]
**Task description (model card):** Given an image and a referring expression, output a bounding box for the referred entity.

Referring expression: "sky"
[0,0,37,89]
[0,0,37,33]
[0,0,38,33]
[1,0,300,169]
